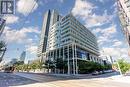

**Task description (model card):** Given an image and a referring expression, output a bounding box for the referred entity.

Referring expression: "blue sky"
[1,0,130,63]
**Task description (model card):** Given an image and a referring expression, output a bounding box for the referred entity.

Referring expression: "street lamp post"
[117,61,122,75]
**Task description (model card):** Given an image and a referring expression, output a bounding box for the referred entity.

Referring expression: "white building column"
[47,51,49,73]
[63,46,65,74]
[59,49,60,58]
[56,49,58,73]
[72,44,75,75]
[67,45,70,75]
[56,49,57,59]
[52,50,56,74]
[75,44,78,74]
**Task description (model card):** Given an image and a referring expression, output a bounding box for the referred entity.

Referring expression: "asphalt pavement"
[0,72,37,87]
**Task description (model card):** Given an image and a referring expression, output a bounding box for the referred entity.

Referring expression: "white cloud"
[17,0,38,16]
[57,0,64,3]
[3,26,40,44]
[113,40,123,47]
[92,28,102,34]
[97,36,110,45]
[72,0,96,19]
[86,11,114,27]
[101,47,129,61]
[26,45,38,54]
[101,25,117,36]
[3,15,19,24]
[93,24,117,45]
[96,0,109,3]
[72,0,115,27]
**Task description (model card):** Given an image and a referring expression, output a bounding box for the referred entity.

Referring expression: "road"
[0,72,130,87]
[0,72,37,87]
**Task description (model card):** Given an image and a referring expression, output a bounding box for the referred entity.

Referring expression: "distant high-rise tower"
[20,51,26,62]
[37,9,61,60]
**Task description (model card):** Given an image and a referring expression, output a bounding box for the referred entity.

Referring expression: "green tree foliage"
[14,61,24,72]
[117,59,130,74]
[55,58,67,70]
[16,65,23,71]
[37,60,43,70]
[44,60,55,73]
[44,59,111,74]
[78,60,112,74]
[29,59,44,71]
[55,58,68,73]
[14,59,44,72]
[30,62,37,72]
[44,60,55,69]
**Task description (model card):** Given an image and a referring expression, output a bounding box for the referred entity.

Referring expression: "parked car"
[92,71,100,75]
[103,70,113,73]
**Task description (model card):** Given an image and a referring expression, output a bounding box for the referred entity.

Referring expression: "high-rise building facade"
[0,18,6,63]
[37,10,51,59]
[37,10,61,60]
[0,18,6,37]
[118,0,130,46]
[38,10,103,74]
[20,51,26,62]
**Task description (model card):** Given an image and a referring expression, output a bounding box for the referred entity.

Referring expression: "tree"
[117,59,130,74]
[55,58,67,73]
[36,60,43,70]
[78,60,96,73]
[29,59,44,71]
[44,60,55,73]
[78,60,111,74]
[18,65,24,71]
[30,62,37,72]
[13,61,24,72]
[22,64,28,71]
[0,41,6,62]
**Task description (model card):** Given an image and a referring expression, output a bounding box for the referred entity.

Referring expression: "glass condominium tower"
[38,9,103,74]
[37,9,61,59]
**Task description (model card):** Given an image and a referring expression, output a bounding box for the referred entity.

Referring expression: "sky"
[1,0,130,63]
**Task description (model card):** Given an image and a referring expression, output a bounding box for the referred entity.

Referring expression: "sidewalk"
[14,71,119,81]
[14,72,68,82]
[108,75,130,83]
[14,72,130,87]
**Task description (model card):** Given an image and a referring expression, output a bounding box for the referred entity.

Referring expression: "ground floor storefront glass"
[43,44,104,74]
